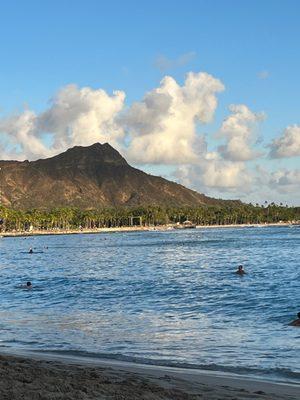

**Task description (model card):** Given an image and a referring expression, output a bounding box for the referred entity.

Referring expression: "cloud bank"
[0,85,126,160]
[0,70,299,204]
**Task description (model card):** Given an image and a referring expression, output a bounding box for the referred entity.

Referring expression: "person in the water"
[289,312,300,326]
[29,247,33,254]
[19,281,32,289]
[236,265,246,275]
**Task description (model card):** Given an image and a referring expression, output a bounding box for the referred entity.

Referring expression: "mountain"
[0,143,237,209]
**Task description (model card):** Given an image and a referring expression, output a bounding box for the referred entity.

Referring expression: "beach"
[0,221,294,238]
[0,352,299,400]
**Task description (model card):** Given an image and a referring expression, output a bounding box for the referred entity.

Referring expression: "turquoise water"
[0,226,299,383]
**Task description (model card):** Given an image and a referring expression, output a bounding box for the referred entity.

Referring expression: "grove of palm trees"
[0,203,299,233]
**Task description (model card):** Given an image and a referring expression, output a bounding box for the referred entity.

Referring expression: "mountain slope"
[0,143,235,209]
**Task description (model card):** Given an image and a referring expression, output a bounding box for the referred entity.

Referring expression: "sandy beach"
[0,222,294,238]
[0,352,299,400]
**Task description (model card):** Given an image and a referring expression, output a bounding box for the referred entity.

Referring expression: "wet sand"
[0,352,299,400]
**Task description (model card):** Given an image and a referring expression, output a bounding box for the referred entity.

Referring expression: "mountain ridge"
[0,143,239,210]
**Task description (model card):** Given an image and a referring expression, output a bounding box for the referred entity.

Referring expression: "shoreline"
[0,221,294,238]
[0,350,299,399]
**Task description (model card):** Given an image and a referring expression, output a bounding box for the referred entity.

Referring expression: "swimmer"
[20,281,32,289]
[236,265,246,275]
[29,247,33,254]
[289,312,300,327]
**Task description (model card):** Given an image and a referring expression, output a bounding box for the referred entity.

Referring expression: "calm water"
[0,226,299,383]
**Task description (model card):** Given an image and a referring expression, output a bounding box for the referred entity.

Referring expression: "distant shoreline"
[0,221,295,238]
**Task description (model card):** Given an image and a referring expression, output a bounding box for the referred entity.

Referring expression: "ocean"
[0,226,299,383]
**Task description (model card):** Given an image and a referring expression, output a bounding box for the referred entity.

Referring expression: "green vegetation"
[0,203,299,232]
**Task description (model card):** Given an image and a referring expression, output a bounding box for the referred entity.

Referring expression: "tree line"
[0,203,299,232]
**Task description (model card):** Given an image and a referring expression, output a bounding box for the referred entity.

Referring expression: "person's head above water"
[289,312,300,326]
[236,265,246,274]
[26,281,32,287]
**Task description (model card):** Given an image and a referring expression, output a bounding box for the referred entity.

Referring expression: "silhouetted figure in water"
[19,281,32,289]
[289,312,300,326]
[29,248,33,254]
[236,265,246,275]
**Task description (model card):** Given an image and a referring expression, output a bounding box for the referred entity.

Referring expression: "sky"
[0,0,299,205]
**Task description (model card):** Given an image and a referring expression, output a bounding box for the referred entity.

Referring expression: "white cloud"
[174,161,300,205]
[39,84,126,152]
[123,72,225,164]
[0,70,298,205]
[217,104,265,161]
[154,52,196,71]
[175,156,253,193]
[269,124,300,158]
[200,160,252,189]
[0,73,224,164]
[248,165,300,204]
[0,110,49,160]
[0,85,126,160]
[0,73,224,165]
[269,169,300,186]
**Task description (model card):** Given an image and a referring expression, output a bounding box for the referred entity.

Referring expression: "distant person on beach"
[236,265,246,275]
[29,247,33,254]
[289,312,300,326]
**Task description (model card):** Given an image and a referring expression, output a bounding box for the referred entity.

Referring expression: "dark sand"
[0,353,299,399]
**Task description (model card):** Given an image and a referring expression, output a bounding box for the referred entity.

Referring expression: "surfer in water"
[289,312,300,326]
[236,265,246,275]
[29,247,33,254]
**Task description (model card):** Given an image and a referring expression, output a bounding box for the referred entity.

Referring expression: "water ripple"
[0,226,299,382]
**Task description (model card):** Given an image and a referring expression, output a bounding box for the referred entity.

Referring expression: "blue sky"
[0,1,299,204]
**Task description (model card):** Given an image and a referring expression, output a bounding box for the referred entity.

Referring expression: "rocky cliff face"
[0,143,232,209]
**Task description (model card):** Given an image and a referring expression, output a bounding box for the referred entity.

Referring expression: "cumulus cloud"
[269,169,300,186]
[175,157,253,193]
[200,160,252,189]
[154,52,196,71]
[0,74,225,163]
[175,160,300,204]
[0,69,298,205]
[122,72,225,164]
[39,84,126,152]
[269,124,300,158]
[217,104,265,161]
[249,164,300,204]
[0,110,49,160]
[0,85,126,160]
